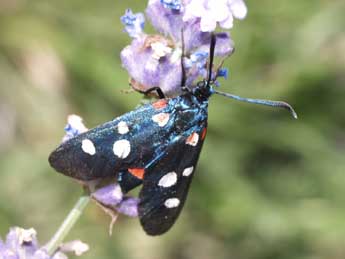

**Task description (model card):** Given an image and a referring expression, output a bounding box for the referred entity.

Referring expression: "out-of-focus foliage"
[0,0,345,258]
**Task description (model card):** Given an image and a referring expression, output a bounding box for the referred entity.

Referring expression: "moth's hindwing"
[138,125,207,235]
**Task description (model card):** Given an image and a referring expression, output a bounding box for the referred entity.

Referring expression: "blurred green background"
[1,0,345,258]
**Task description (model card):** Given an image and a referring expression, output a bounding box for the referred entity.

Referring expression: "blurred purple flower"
[59,240,89,257]
[120,0,244,97]
[91,184,139,217]
[0,227,83,259]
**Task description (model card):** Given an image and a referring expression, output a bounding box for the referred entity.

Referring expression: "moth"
[49,35,297,235]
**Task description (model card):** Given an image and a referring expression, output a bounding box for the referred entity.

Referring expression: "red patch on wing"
[152,99,168,110]
[186,132,199,146]
[128,168,145,180]
[201,128,207,140]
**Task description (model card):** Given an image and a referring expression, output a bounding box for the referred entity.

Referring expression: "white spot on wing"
[182,166,194,177]
[158,172,177,188]
[152,113,170,127]
[164,198,180,208]
[113,139,131,159]
[117,121,129,134]
[81,139,96,155]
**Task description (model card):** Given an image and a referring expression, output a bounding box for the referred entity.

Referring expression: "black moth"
[49,34,297,235]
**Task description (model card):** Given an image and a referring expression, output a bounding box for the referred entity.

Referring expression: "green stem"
[44,194,91,255]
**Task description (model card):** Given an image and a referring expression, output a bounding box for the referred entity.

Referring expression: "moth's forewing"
[49,100,175,181]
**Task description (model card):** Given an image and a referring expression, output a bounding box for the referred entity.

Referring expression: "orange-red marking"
[128,168,145,180]
[201,128,207,140]
[152,99,168,110]
[186,132,199,146]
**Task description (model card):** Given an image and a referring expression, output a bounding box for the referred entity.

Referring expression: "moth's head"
[192,80,214,101]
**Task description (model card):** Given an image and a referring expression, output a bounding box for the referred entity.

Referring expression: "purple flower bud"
[120,9,145,38]
[62,115,88,142]
[160,0,182,11]
[116,197,140,217]
[91,184,123,207]
[217,68,229,79]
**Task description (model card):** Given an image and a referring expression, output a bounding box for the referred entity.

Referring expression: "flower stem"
[44,194,90,255]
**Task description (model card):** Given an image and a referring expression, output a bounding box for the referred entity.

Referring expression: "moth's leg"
[143,87,166,99]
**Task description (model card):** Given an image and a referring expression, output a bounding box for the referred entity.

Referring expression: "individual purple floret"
[62,115,88,142]
[120,0,243,97]
[120,9,145,38]
[160,0,182,11]
[116,197,140,218]
[91,184,139,218]
[217,68,229,79]
[183,0,247,32]
[91,184,123,207]
[0,227,84,259]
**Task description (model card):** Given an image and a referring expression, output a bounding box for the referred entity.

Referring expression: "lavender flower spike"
[121,0,239,97]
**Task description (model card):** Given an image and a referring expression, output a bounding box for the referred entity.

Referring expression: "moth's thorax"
[168,92,208,134]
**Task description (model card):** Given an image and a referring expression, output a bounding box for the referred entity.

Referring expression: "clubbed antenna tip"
[214,90,298,119]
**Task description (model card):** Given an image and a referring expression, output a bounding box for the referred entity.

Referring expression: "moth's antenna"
[180,29,187,89]
[207,33,216,87]
[214,90,298,119]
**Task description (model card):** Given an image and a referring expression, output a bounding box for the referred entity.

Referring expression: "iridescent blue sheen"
[49,84,211,182]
